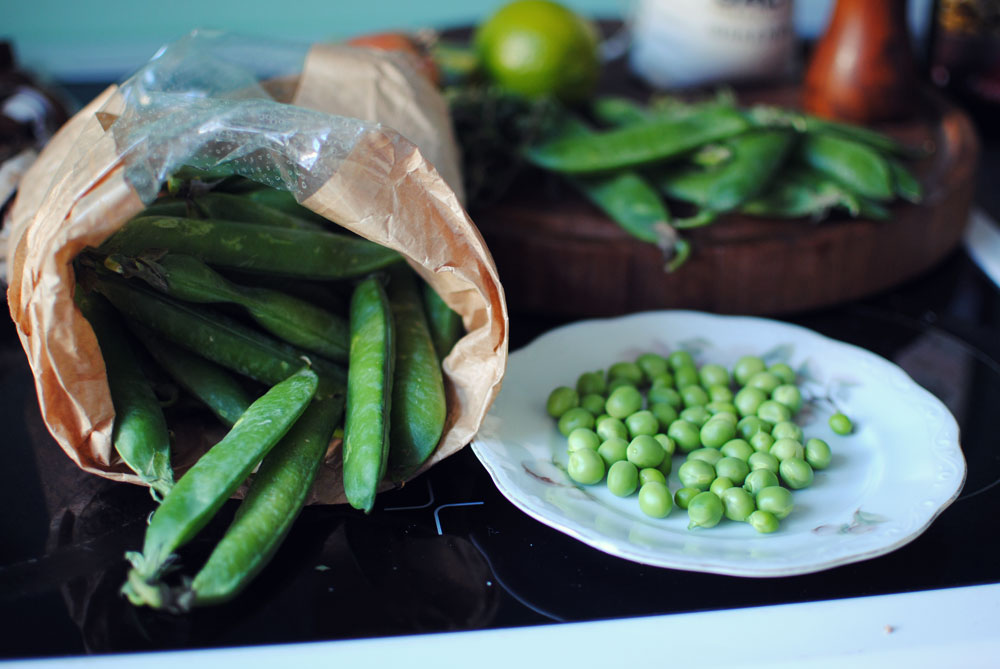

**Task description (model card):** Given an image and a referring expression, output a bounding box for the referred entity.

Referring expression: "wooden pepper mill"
[803,0,919,123]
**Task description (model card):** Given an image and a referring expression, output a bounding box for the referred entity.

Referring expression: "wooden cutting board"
[471,86,979,318]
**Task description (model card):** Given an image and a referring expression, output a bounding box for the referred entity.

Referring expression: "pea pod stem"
[672,210,718,230]
[76,291,174,499]
[122,366,319,606]
[100,216,402,281]
[663,232,691,273]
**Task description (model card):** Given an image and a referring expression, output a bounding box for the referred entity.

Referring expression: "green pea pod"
[225,271,351,316]
[111,253,349,361]
[343,275,395,513]
[386,268,447,482]
[122,366,319,607]
[187,388,344,608]
[703,129,795,211]
[801,115,926,159]
[241,188,335,227]
[524,105,750,174]
[591,95,739,130]
[656,128,795,213]
[855,196,892,221]
[576,171,674,245]
[888,159,923,203]
[590,95,739,132]
[100,216,402,280]
[656,164,716,206]
[798,132,895,202]
[549,115,683,264]
[747,105,926,159]
[740,164,893,221]
[132,326,253,428]
[589,96,651,127]
[422,281,463,361]
[168,164,240,183]
[191,192,325,231]
[95,275,346,392]
[140,199,194,219]
[741,167,853,219]
[76,292,174,499]
[207,176,268,194]
[166,165,238,194]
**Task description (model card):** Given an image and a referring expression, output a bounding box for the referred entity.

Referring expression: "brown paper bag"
[4,31,507,504]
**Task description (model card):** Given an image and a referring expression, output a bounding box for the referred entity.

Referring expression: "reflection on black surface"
[44,477,504,654]
[462,251,1000,623]
[2,251,1000,658]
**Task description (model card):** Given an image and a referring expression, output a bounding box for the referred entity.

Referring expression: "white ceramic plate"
[471,311,967,577]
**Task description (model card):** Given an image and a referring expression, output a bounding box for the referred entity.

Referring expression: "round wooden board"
[471,86,979,318]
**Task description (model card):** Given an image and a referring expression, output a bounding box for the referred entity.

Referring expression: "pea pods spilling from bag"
[5,32,508,608]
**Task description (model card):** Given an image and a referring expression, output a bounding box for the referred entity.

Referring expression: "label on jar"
[629,0,796,89]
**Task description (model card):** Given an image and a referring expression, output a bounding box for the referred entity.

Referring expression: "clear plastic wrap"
[111,32,370,203]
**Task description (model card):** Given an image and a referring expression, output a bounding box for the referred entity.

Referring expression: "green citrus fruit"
[474,0,601,103]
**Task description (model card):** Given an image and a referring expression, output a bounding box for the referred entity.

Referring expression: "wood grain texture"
[473,86,979,318]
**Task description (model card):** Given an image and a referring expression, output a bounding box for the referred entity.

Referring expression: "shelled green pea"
[638,481,673,518]
[687,491,724,529]
[546,386,579,418]
[829,412,854,435]
[636,353,670,381]
[545,349,854,531]
[568,449,605,484]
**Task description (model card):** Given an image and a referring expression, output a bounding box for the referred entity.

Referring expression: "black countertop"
[1,82,999,660]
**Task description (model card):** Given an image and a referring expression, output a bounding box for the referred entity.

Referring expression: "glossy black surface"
[2,83,999,661]
[3,243,1000,660]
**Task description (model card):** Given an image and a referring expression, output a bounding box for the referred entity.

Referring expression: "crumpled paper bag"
[4,30,507,504]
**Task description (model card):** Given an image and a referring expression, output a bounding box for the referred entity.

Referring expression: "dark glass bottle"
[928,0,1000,135]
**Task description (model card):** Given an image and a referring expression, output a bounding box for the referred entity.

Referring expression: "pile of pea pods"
[546,350,852,533]
[73,168,462,611]
[523,93,926,271]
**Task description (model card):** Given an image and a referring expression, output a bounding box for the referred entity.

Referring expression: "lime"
[474,0,601,103]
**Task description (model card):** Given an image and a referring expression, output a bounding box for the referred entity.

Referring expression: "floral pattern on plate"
[471,311,966,577]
